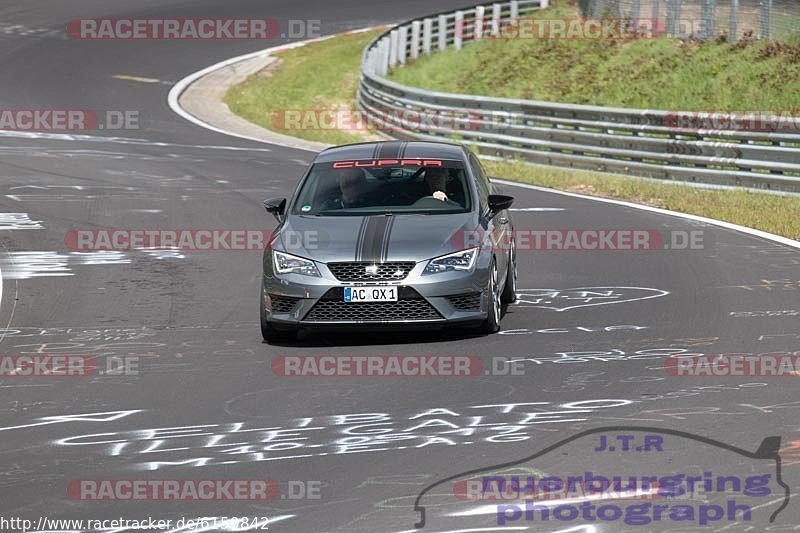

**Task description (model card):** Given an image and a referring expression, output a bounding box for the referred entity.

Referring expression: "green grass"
[224,21,800,240]
[389,0,800,111]
[224,29,383,145]
[483,159,800,238]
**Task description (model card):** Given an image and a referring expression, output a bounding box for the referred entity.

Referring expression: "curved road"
[0,1,799,531]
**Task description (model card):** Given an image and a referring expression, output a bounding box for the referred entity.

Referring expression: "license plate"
[343,286,398,303]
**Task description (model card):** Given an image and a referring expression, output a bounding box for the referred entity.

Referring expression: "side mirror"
[488,194,514,213]
[263,197,287,221]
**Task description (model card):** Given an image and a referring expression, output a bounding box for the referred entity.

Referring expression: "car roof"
[313,141,467,164]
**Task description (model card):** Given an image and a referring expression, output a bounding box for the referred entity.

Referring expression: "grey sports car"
[260,140,516,342]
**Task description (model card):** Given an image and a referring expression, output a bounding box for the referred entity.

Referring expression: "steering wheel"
[411,196,461,208]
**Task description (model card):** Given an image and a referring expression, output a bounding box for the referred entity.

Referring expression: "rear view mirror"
[263,197,287,222]
[488,194,514,213]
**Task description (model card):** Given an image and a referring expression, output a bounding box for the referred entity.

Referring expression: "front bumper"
[262,260,490,329]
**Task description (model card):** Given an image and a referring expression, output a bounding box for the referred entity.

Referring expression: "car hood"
[277,213,477,263]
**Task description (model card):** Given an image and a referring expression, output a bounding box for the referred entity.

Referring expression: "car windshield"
[291,159,472,215]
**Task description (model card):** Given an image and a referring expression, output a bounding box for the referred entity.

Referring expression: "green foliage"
[225,30,383,145]
[390,1,800,111]
[484,159,800,239]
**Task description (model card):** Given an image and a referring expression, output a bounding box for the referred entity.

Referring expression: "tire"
[477,259,501,334]
[500,238,517,304]
[260,282,298,343]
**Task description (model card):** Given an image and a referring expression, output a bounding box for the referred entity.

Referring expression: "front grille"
[304,300,441,322]
[269,294,300,313]
[327,262,415,282]
[304,288,441,322]
[446,292,482,311]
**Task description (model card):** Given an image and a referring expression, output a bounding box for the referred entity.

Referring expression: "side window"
[469,153,490,210]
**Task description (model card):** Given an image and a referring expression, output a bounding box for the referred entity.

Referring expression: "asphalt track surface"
[0,1,799,532]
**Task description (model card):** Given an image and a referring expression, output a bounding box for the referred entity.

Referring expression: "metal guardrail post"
[422,18,433,55]
[760,0,772,39]
[367,47,376,74]
[729,0,738,40]
[671,0,682,36]
[454,11,464,49]
[510,1,519,20]
[437,15,448,51]
[398,25,408,64]
[491,3,502,36]
[380,39,390,75]
[474,5,485,40]
[410,20,421,60]
[700,0,715,40]
[388,30,399,68]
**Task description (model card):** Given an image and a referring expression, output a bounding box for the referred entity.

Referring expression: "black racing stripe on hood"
[379,215,395,262]
[356,216,391,263]
[355,217,369,261]
[376,141,404,160]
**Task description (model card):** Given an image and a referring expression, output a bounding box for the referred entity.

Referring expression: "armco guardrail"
[357,0,800,193]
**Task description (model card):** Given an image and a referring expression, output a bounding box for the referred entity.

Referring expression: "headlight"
[423,247,478,275]
[273,250,321,277]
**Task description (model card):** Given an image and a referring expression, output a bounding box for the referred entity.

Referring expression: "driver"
[339,167,370,208]
[423,167,450,202]
[315,167,371,211]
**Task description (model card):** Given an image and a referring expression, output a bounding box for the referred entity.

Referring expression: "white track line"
[167,27,384,149]
[494,179,800,250]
